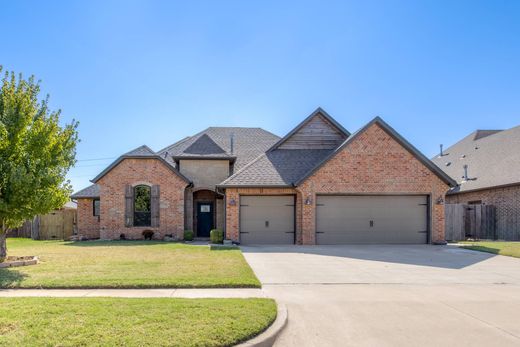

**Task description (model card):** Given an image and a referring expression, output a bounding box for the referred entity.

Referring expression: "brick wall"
[225,123,450,244]
[76,198,100,239]
[446,185,520,240]
[97,158,188,240]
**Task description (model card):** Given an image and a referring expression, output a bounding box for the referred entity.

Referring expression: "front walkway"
[0,288,266,298]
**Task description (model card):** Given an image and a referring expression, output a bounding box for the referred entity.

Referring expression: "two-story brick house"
[71,108,455,244]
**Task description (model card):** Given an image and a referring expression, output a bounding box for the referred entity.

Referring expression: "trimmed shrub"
[142,230,154,240]
[210,229,224,244]
[184,230,194,241]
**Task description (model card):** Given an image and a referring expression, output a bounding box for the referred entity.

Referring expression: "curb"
[236,303,288,347]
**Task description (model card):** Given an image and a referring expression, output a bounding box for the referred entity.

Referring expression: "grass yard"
[459,241,520,258]
[0,297,276,347]
[1,239,260,288]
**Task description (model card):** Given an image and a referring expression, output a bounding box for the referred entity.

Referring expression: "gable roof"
[294,117,457,186]
[432,125,520,193]
[158,127,280,171]
[183,134,227,155]
[91,145,191,184]
[267,107,350,151]
[71,184,100,199]
[220,116,457,188]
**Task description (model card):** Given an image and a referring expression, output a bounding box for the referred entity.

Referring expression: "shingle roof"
[432,125,520,193]
[71,184,100,199]
[220,149,333,186]
[183,134,227,155]
[158,127,280,171]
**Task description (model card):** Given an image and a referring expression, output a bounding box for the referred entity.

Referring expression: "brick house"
[432,126,520,240]
[71,108,455,244]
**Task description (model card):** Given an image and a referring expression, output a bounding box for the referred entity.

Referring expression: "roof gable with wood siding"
[268,108,350,151]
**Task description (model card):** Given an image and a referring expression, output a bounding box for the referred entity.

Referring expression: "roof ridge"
[158,127,211,154]
[158,136,192,154]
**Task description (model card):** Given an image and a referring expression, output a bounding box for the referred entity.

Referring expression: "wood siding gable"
[278,114,348,150]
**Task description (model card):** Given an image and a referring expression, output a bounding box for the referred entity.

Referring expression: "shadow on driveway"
[241,244,496,269]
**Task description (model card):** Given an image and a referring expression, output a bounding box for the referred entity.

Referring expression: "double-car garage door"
[316,195,429,244]
[239,195,428,245]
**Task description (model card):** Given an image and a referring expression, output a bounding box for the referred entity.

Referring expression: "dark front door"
[197,202,214,237]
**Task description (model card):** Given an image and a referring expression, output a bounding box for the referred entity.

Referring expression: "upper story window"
[93,199,100,217]
[134,185,151,226]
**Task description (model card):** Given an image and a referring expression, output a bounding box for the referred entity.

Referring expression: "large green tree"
[0,67,78,261]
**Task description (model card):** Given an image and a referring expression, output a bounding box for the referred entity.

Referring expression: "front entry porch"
[185,188,224,237]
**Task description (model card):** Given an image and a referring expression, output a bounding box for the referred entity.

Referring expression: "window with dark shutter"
[93,199,100,216]
[134,185,151,227]
[151,185,160,227]
[125,185,134,227]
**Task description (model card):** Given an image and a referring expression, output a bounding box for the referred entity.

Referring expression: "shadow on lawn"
[461,245,501,255]
[0,269,27,288]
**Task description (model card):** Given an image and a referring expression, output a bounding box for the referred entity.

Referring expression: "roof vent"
[460,154,466,159]
[439,144,444,157]
[445,162,451,166]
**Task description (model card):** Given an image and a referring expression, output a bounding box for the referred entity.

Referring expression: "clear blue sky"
[2,1,519,192]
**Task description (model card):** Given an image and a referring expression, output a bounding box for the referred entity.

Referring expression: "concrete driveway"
[241,245,520,347]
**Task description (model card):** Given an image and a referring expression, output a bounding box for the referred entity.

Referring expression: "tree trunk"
[0,231,6,262]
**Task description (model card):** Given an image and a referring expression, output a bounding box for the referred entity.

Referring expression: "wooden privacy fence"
[445,204,496,241]
[7,209,76,240]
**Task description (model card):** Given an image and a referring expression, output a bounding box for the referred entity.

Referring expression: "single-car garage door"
[240,196,295,244]
[316,195,428,244]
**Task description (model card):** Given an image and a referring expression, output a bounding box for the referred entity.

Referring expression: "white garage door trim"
[239,195,296,245]
[315,194,431,244]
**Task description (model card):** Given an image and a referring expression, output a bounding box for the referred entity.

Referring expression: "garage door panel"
[240,196,295,245]
[316,195,428,244]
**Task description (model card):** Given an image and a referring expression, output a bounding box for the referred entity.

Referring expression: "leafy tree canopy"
[0,66,78,259]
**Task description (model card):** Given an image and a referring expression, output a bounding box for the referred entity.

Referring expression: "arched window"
[134,185,151,226]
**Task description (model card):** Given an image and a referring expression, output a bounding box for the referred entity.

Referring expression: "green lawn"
[1,239,260,288]
[459,241,520,258]
[0,297,276,347]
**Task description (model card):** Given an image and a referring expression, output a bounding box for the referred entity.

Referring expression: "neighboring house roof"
[432,125,520,194]
[221,115,457,188]
[90,145,191,184]
[63,201,78,209]
[158,127,280,171]
[71,184,100,199]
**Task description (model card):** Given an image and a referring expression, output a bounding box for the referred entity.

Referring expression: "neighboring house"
[432,126,520,240]
[71,108,455,244]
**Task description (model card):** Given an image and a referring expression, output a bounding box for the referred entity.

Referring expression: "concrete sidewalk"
[0,288,266,298]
